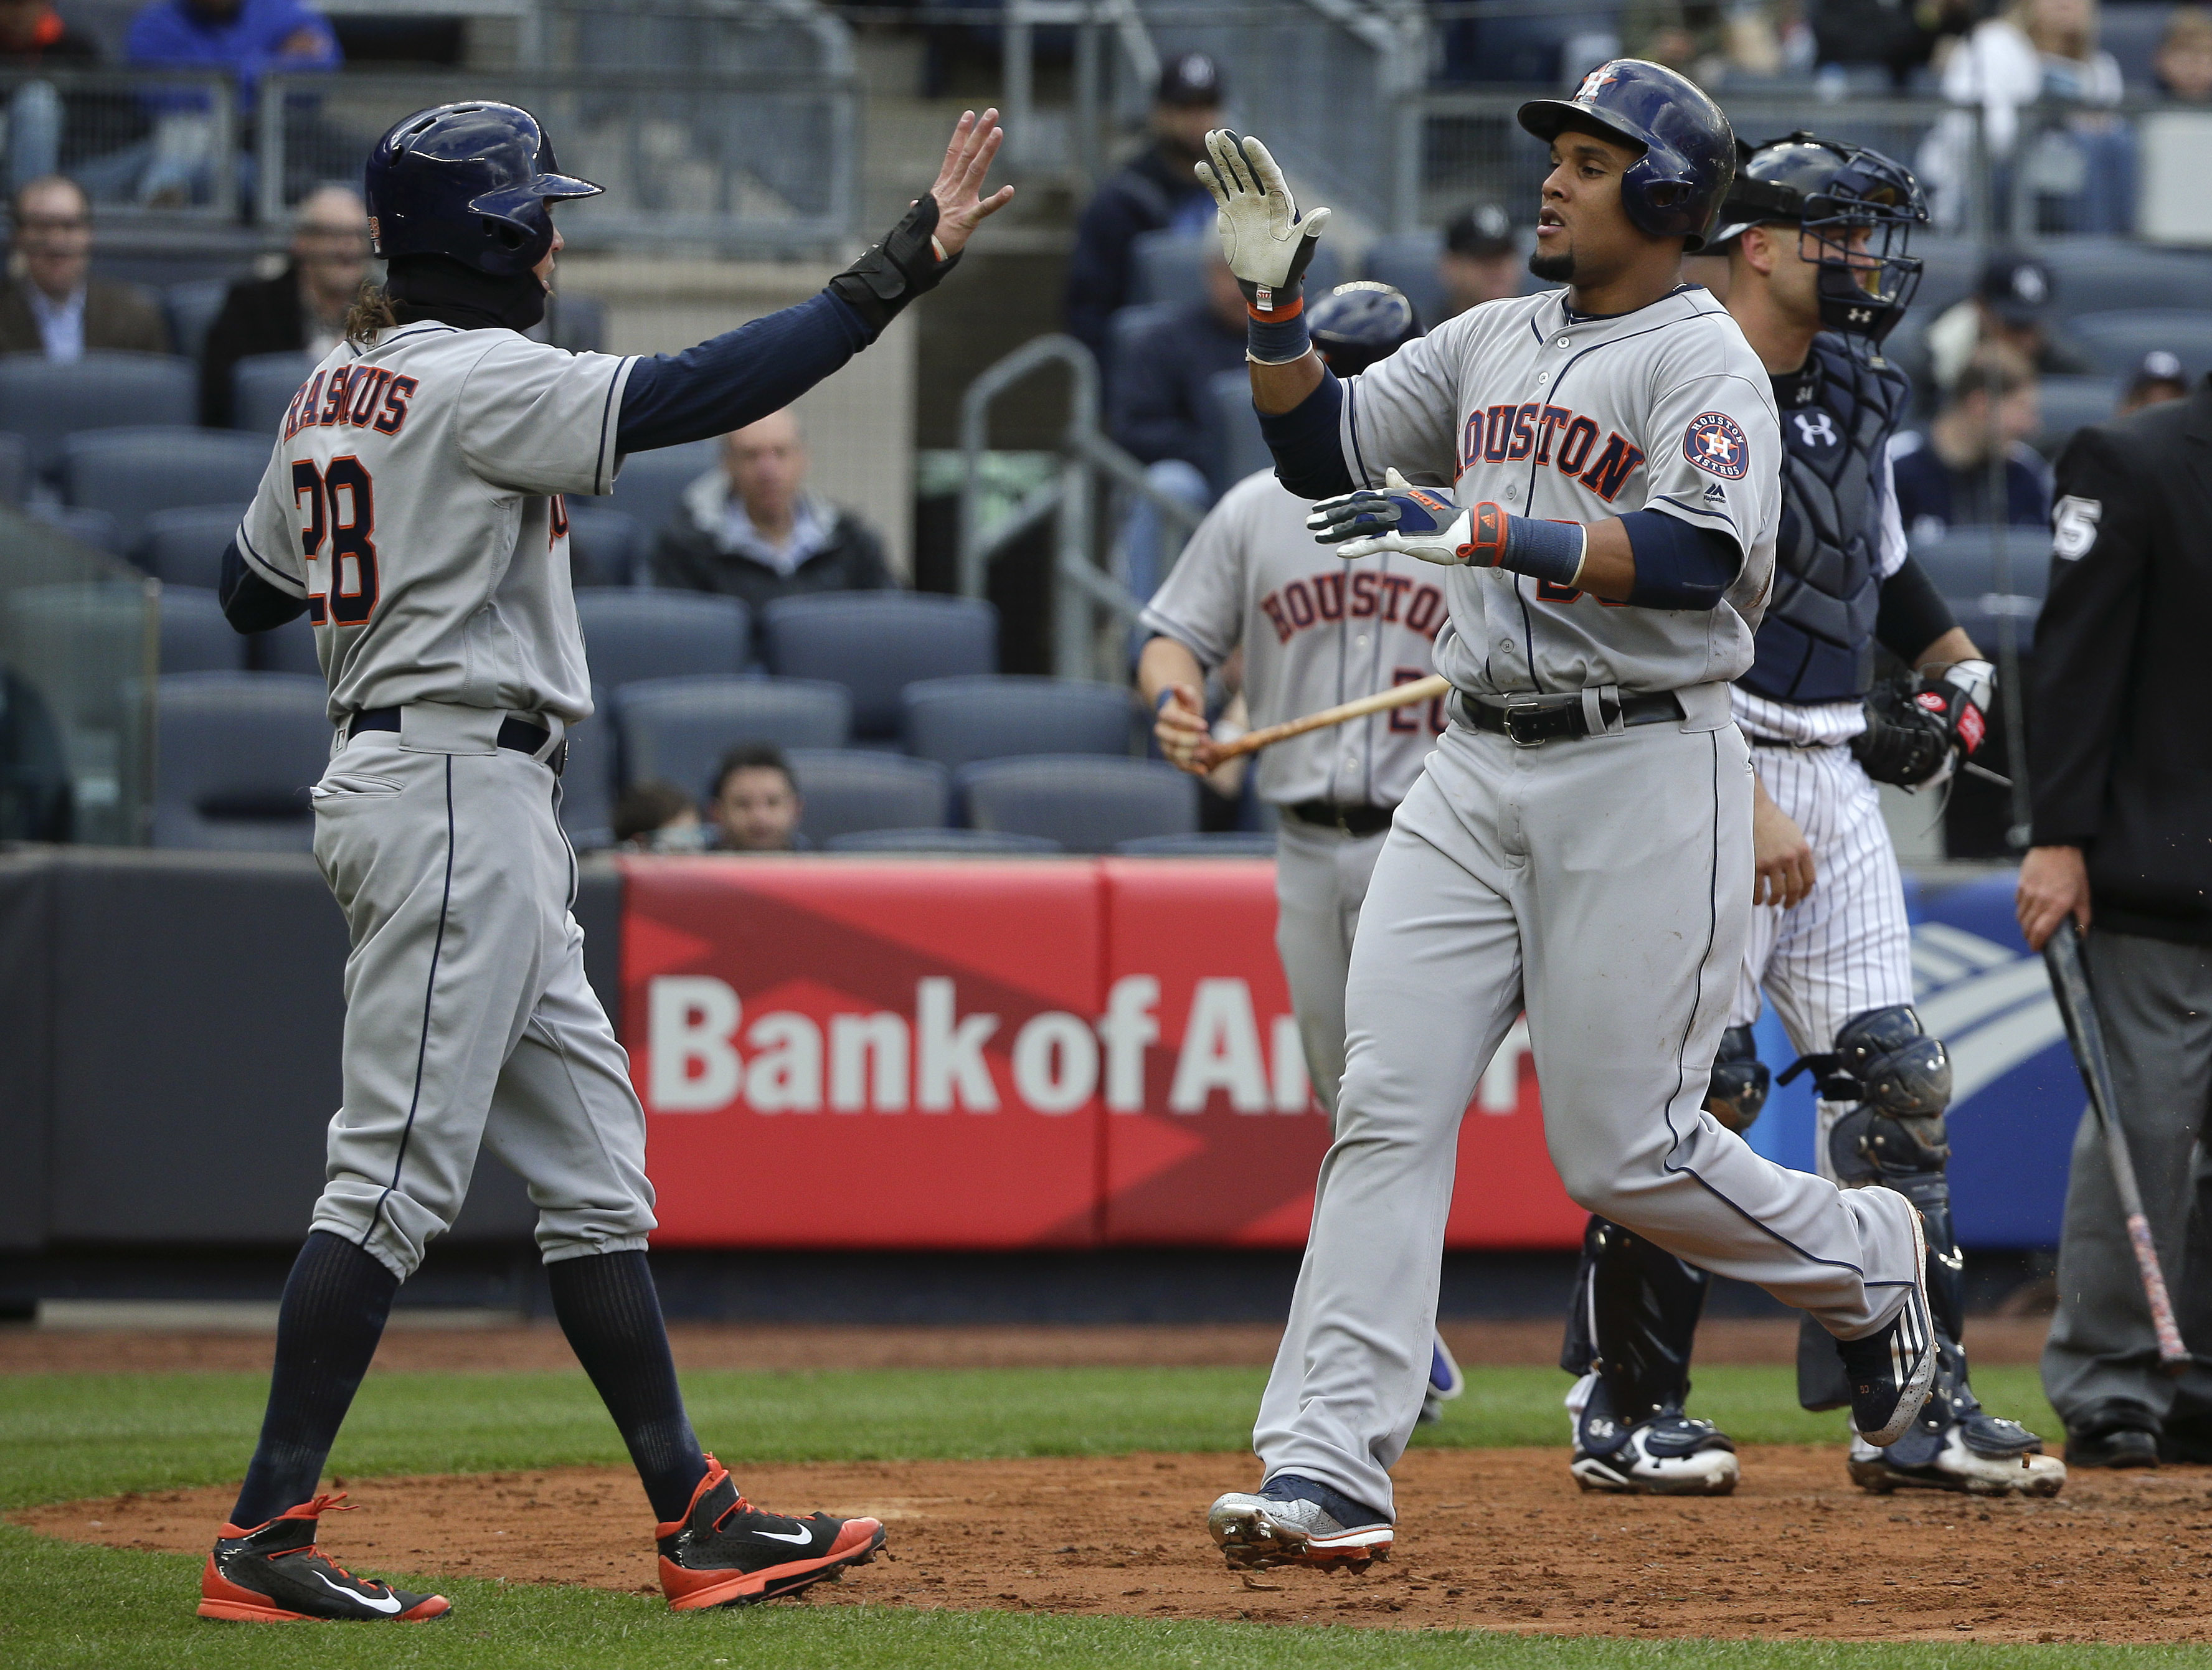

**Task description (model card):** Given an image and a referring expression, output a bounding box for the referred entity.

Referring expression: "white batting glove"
[1196,130,1331,316]
[1307,468,1475,566]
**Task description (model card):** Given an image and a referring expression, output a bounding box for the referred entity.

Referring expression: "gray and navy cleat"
[1206,1473,1392,1572]
[1848,1407,2067,1498]
[1419,1330,1465,1425]
[1836,1187,1937,1448]
[1566,1372,1739,1495]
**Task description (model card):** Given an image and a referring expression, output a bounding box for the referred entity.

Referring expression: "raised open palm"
[927,108,1014,257]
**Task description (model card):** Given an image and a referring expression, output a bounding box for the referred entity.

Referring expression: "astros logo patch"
[1683,412,1749,481]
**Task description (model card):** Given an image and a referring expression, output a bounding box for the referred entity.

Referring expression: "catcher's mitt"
[1850,660,1993,789]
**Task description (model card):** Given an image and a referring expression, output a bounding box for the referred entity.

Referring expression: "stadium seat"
[159,585,243,674]
[959,755,1199,854]
[563,504,645,588]
[29,504,122,557]
[1360,229,1449,331]
[164,278,233,364]
[2032,375,2120,461]
[604,439,719,548]
[1903,235,1981,321]
[0,431,27,506]
[558,688,615,850]
[824,826,1061,854]
[2038,240,2212,316]
[762,593,997,741]
[1105,300,1176,402]
[0,352,195,476]
[575,588,749,694]
[1910,525,2051,647]
[247,611,321,676]
[2064,309,2212,380]
[64,428,271,552]
[1209,368,1272,486]
[532,293,606,354]
[139,504,250,588]
[1115,831,1279,856]
[152,672,329,851]
[785,748,952,842]
[230,352,314,436]
[615,675,851,798]
[902,674,1133,773]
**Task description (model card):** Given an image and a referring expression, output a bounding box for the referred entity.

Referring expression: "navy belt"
[1285,800,1394,837]
[1452,689,1684,747]
[347,707,566,776]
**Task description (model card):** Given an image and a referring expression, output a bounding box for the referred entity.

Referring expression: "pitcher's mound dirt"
[20,1447,2210,1643]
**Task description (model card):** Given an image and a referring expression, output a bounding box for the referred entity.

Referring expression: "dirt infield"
[21,1445,2209,1644]
[0,1316,2055,1375]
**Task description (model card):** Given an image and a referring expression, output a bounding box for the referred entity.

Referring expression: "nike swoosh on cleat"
[749,1526,814,1545]
[314,1572,402,1613]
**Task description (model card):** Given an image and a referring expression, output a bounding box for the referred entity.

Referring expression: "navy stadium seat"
[139,504,250,588]
[247,611,321,676]
[958,755,1199,854]
[2032,375,2121,461]
[230,352,314,436]
[0,352,195,476]
[28,504,121,556]
[1209,369,1272,486]
[1910,525,2051,646]
[2038,239,2212,316]
[1115,831,1279,856]
[785,748,952,842]
[605,440,719,549]
[1105,300,1176,403]
[152,672,329,851]
[558,686,615,849]
[823,827,1061,854]
[0,430,28,506]
[575,588,749,694]
[64,427,270,551]
[615,675,851,798]
[2064,309,2212,380]
[1359,230,1449,331]
[159,585,243,674]
[164,278,232,364]
[532,292,606,354]
[562,504,645,588]
[762,593,997,741]
[902,674,1133,773]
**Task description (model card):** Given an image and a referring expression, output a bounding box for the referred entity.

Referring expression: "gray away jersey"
[1339,285,1780,714]
[1141,469,1443,807]
[237,321,636,726]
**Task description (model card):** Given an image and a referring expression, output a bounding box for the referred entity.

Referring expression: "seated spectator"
[1922,250,2090,393]
[199,182,366,425]
[709,744,803,854]
[126,0,337,103]
[613,780,706,854]
[2155,6,2212,101]
[650,409,893,646]
[1813,0,1976,90]
[2118,349,2190,416]
[1619,1,1727,82]
[0,1,100,194]
[1063,52,1222,365]
[1889,349,2054,540]
[0,174,168,357]
[1439,204,1520,319]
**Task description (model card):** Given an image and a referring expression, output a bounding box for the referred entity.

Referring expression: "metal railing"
[0,68,238,222]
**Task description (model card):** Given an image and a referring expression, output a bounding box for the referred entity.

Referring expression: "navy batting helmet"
[1309,281,1422,377]
[1517,60,1736,250]
[1707,133,1927,344]
[366,102,602,279]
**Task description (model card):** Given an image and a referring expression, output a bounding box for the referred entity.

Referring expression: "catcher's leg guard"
[1703,1024,1769,1135]
[1562,1215,1711,1425]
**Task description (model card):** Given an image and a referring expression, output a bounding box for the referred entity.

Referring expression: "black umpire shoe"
[2068,1399,2162,1469]
[1836,1187,1937,1448]
[656,1455,886,1610]
[198,1493,450,1622]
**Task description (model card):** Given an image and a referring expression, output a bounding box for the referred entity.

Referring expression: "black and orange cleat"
[656,1455,886,1610]
[197,1493,451,1623]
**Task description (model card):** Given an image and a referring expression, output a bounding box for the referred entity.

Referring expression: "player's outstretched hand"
[1751,783,1815,910]
[1196,130,1330,311]
[928,108,1014,259]
[1308,468,1472,565]
[1153,683,1216,775]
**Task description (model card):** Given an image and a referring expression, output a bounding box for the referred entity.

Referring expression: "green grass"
[0,1362,2163,1670]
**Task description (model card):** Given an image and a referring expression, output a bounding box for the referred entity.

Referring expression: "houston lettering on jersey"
[1258,568,1447,646]
[284,364,418,441]
[1455,401,1645,502]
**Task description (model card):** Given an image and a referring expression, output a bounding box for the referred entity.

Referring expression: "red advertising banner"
[620,856,1584,1251]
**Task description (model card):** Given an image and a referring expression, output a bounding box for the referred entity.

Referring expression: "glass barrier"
[0,68,237,222]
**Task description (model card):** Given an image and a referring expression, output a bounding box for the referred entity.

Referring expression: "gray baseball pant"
[1254,718,1924,1516]
[306,704,657,1280]
[1274,814,1388,1118]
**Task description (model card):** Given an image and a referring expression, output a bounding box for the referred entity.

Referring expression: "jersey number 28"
[291,456,379,626]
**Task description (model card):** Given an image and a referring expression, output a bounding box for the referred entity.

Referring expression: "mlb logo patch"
[1683,412,1749,481]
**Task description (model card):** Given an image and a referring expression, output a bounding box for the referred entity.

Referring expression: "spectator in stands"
[650,408,893,652]
[198,182,366,425]
[126,0,338,101]
[0,1,95,65]
[1924,250,2091,392]
[1889,349,2054,540]
[613,780,705,854]
[2118,349,2190,417]
[0,2,99,194]
[2155,6,2212,101]
[1619,1,1727,82]
[1438,203,1520,319]
[1106,249,1246,602]
[1062,52,1222,364]
[0,174,169,357]
[709,744,803,854]
[1812,0,1977,89]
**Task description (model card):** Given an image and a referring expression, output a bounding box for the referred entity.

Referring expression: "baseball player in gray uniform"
[1559,134,2063,1499]
[199,101,1009,1623]
[1194,61,1938,1573]
[1138,281,1463,1422]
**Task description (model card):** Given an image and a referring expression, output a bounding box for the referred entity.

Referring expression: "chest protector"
[1739,333,1909,704]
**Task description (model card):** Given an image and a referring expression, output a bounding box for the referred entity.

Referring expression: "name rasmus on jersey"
[284,364,419,441]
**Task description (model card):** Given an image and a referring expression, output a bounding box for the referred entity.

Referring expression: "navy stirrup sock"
[546,1250,709,1523]
[230,1230,400,1529]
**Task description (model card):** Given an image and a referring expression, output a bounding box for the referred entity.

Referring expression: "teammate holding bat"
[1141,280,1465,1422]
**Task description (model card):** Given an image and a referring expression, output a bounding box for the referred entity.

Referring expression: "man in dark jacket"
[199,181,366,426]
[2019,375,2212,1470]
[0,174,169,357]
[650,408,893,653]
[1062,52,1222,363]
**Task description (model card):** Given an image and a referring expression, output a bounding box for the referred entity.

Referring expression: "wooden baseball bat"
[2043,917,2190,1375]
[1208,674,1452,763]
